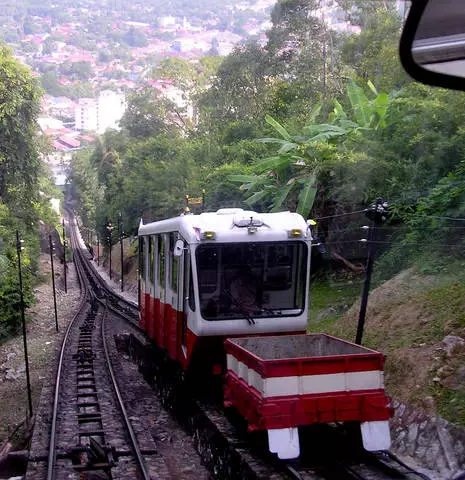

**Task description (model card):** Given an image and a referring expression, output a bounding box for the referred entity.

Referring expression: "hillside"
[309,265,465,427]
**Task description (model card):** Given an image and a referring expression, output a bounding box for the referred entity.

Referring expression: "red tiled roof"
[58,136,80,148]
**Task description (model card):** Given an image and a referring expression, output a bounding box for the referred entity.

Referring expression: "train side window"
[139,236,144,279]
[148,236,154,285]
[169,232,178,293]
[158,234,165,302]
[188,262,195,311]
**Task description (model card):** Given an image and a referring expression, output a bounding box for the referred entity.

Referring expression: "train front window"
[196,242,307,321]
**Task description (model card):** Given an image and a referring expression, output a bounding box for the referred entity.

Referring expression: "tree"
[123,27,148,47]
[120,88,182,139]
[0,45,42,212]
[340,8,409,91]
[155,56,222,95]
[229,80,390,219]
[41,69,65,96]
[0,45,56,340]
[198,41,272,128]
[60,61,93,81]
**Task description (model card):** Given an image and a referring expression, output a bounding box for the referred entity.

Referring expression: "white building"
[160,15,177,28]
[75,90,126,134]
[163,85,194,121]
[97,90,126,134]
[75,98,98,131]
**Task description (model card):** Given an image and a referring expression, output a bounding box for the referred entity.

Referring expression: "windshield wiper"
[224,290,256,325]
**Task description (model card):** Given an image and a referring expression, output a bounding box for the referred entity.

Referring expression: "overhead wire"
[314,239,464,248]
[313,210,465,223]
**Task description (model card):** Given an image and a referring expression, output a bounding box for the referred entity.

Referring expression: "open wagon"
[224,333,393,459]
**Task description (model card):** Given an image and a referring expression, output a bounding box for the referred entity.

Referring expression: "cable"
[409,213,465,222]
[313,210,465,223]
[313,240,464,248]
[313,240,367,247]
[367,240,464,247]
[372,225,465,231]
[313,209,368,221]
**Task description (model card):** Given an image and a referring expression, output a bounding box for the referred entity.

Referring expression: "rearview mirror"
[400,0,465,91]
[173,239,184,257]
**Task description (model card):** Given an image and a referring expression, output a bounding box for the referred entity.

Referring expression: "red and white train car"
[224,334,392,459]
[138,208,392,459]
[138,208,311,371]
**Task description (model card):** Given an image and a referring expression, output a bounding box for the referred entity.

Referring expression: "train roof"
[138,209,312,243]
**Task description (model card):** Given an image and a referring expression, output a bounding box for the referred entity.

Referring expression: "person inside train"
[228,266,260,314]
[204,266,260,320]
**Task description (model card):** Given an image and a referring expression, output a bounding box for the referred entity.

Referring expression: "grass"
[307,266,465,427]
[431,386,465,428]
[308,277,362,332]
[419,283,465,335]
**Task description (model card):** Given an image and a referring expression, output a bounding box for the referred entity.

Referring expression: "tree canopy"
[70,2,465,285]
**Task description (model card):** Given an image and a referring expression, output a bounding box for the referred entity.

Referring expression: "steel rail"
[101,306,153,480]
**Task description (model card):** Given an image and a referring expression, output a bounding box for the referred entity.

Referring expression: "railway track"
[45,215,158,479]
[24,214,163,480]
[281,450,432,480]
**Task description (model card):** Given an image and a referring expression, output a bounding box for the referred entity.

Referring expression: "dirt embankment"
[316,267,465,426]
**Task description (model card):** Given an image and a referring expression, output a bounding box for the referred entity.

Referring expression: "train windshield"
[196,242,308,321]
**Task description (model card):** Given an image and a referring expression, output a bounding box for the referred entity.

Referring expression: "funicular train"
[138,208,392,460]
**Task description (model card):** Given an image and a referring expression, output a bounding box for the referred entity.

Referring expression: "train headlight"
[289,229,302,237]
[202,231,216,240]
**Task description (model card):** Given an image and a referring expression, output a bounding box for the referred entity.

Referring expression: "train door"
[166,232,180,358]
[156,233,167,347]
[146,235,156,339]
[180,246,194,362]
[172,236,192,365]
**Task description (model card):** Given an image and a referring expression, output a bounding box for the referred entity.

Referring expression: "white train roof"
[138,209,312,244]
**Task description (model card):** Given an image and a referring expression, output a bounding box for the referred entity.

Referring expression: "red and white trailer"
[224,333,393,459]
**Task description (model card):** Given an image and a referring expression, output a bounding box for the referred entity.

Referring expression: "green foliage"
[60,61,93,81]
[0,204,36,343]
[123,27,148,47]
[340,8,409,92]
[230,80,389,219]
[0,44,42,208]
[65,4,465,305]
[198,41,272,128]
[120,88,181,138]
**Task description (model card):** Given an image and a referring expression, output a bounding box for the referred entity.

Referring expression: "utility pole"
[49,235,59,332]
[97,233,100,266]
[16,230,33,418]
[355,199,389,345]
[107,222,113,280]
[119,212,124,292]
[62,219,67,293]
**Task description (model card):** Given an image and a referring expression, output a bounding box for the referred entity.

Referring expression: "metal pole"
[138,236,141,311]
[49,235,59,332]
[97,233,100,266]
[62,219,67,293]
[16,230,33,418]
[109,234,112,280]
[355,199,388,345]
[107,223,113,280]
[119,212,124,292]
